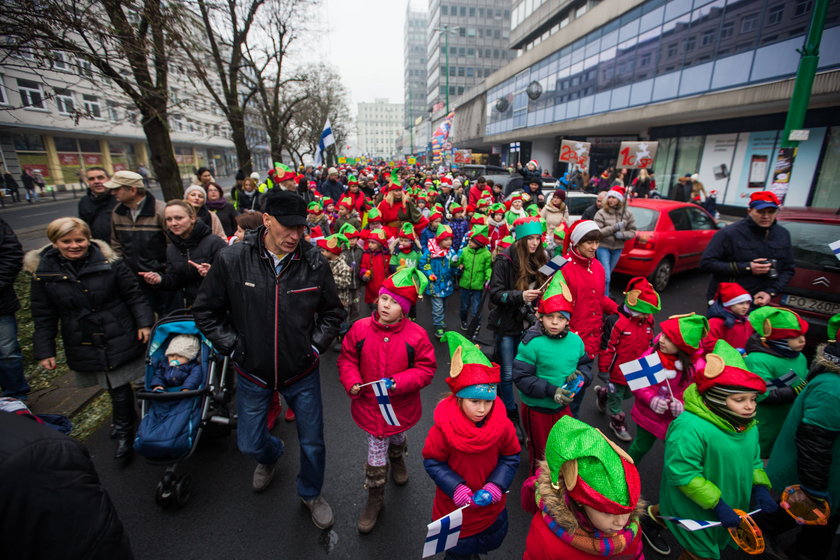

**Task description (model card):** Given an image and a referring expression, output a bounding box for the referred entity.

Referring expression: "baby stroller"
[134,311,234,508]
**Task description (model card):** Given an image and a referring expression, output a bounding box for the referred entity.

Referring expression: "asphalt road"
[77,269,764,560]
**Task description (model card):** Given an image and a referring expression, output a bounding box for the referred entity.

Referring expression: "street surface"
[79,270,762,560]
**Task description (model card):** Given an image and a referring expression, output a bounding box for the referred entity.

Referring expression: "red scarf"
[433,395,509,453]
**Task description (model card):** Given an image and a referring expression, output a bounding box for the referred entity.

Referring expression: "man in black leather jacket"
[193,190,345,530]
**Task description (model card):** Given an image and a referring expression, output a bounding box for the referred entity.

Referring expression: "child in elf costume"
[306,201,331,234]
[420,224,461,339]
[456,225,493,333]
[627,313,709,460]
[335,196,362,232]
[505,193,528,227]
[360,229,390,311]
[338,268,437,534]
[595,277,661,442]
[655,340,775,560]
[389,222,421,273]
[551,223,569,257]
[744,306,809,458]
[487,203,510,251]
[419,211,443,250]
[448,203,470,251]
[700,282,754,354]
[764,314,840,560]
[513,271,592,473]
[365,207,384,231]
[520,416,644,560]
[422,332,520,559]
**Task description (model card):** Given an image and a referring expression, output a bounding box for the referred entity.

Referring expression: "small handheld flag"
[661,509,761,532]
[422,506,465,557]
[830,239,840,261]
[539,255,570,277]
[619,353,666,391]
[372,379,400,427]
[767,370,800,391]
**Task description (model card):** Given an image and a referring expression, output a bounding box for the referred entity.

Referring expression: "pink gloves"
[453,484,472,507]
[650,396,668,414]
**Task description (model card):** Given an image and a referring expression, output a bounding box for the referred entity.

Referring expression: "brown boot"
[357,464,388,534]
[388,441,409,486]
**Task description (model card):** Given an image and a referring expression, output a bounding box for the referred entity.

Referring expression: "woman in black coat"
[26,217,153,462]
[206,182,238,237]
[138,200,227,308]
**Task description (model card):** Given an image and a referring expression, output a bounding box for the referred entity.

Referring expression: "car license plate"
[782,294,840,315]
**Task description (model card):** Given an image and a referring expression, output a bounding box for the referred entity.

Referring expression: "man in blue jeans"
[193,190,345,530]
[0,218,28,399]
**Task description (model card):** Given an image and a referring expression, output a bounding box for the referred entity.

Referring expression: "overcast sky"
[313,0,426,110]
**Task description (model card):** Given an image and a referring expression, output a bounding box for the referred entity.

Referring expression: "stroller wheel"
[155,481,173,508]
[175,473,192,507]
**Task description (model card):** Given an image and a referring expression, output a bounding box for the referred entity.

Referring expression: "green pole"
[780,0,830,148]
[444,25,450,114]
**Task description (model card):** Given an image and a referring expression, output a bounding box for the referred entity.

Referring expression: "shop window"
[13,134,45,151]
[55,89,75,114]
[83,94,102,118]
[18,79,45,109]
[78,139,99,152]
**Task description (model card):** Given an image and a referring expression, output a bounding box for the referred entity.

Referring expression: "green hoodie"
[457,244,492,291]
[659,384,769,559]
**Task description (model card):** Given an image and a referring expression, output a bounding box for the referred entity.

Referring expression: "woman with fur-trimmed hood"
[520,416,644,560]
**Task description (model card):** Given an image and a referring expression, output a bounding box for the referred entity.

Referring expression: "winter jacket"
[539,201,569,234]
[457,245,492,291]
[389,246,421,273]
[0,218,23,316]
[236,190,263,212]
[319,178,345,203]
[449,217,470,251]
[420,242,459,298]
[468,185,493,207]
[630,344,704,440]
[26,240,153,372]
[699,305,754,355]
[423,395,520,538]
[563,249,619,357]
[0,412,134,560]
[360,248,389,304]
[766,343,840,506]
[700,216,795,300]
[338,315,436,437]
[419,225,437,250]
[158,219,227,307]
[580,203,599,222]
[191,226,345,390]
[487,245,545,337]
[110,192,168,274]
[150,361,203,390]
[487,218,509,252]
[600,309,655,385]
[522,466,644,560]
[744,335,808,458]
[594,204,637,250]
[196,205,226,240]
[327,255,355,309]
[78,189,117,243]
[513,325,591,411]
[209,200,238,237]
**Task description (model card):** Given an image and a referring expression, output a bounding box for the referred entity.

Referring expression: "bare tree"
[0,0,188,200]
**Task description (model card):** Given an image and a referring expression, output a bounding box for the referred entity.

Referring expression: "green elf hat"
[498,235,514,249]
[748,306,809,341]
[659,312,710,354]
[316,233,348,256]
[623,277,661,315]
[366,207,382,222]
[275,163,296,182]
[513,216,543,239]
[696,339,766,394]
[450,202,464,215]
[398,222,416,240]
[381,266,428,308]
[337,222,359,239]
[490,202,505,215]
[526,204,541,217]
[538,271,573,317]
[338,196,354,210]
[552,223,569,244]
[544,416,641,515]
[347,174,359,185]
[442,331,501,400]
[390,171,401,186]
[433,202,445,214]
[468,224,490,246]
[366,228,388,245]
[307,201,323,214]
[435,224,454,242]
[827,313,840,342]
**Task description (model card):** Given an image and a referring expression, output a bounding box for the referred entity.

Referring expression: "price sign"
[617,141,658,169]
[559,139,591,169]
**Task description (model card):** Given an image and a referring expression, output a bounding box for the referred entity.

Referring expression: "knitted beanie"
[165,335,200,362]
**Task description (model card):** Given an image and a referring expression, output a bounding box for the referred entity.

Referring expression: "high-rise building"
[405,6,428,130]
[425,0,515,111]
[356,99,405,159]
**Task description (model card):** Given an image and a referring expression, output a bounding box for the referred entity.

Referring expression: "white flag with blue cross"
[619,352,666,391]
[422,507,464,557]
[372,379,400,427]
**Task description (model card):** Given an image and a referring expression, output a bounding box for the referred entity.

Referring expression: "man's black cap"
[263,190,306,227]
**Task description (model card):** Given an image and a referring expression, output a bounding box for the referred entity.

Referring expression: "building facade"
[405,5,429,131]
[448,0,840,209]
[356,99,405,160]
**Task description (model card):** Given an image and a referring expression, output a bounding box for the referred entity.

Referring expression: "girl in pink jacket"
[337,267,437,534]
[628,313,709,464]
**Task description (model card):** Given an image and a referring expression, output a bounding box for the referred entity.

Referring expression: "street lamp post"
[435,25,459,114]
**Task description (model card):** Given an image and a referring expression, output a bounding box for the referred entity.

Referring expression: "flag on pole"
[314,119,336,166]
[619,352,666,391]
[372,379,400,427]
[422,507,464,557]
[830,239,840,261]
[539,255,570,277]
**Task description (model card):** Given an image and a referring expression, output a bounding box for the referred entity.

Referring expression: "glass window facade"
[486,0,840,136]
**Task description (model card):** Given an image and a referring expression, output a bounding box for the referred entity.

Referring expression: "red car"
[771,207,840,346]
[614,199,722,291]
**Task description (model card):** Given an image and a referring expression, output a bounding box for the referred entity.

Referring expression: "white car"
[543,191,597,224]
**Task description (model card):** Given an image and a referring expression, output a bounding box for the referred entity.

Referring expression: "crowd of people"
[0,159,836,560]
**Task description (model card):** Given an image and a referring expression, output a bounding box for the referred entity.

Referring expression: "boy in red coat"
[338,267,437,533]
[595,277,660,442]
[360,229,390,310]
[521,416,644,560]
[700,282,754,354]
[423,331,520,558]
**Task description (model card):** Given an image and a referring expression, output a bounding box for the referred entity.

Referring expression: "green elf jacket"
[457,244,493,291]
[660,384,770,559]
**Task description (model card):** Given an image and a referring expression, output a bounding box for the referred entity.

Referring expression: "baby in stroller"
[151,334,202,392]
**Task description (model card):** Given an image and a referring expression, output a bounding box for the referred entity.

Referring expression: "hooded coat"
[562,249,619,357]
[158,219,227,307]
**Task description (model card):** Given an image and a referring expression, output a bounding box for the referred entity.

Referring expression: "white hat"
[104,170,143,189]
[250,172,260,180]
[328,167,338,175]
[165,334,200,362]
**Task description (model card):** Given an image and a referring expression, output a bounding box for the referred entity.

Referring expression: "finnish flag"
[539,255,569,277]
[422,507,464,557]
[314,118,336,166]
[372,379,400,427]
[830,239,840,261]
[619,353,666,391]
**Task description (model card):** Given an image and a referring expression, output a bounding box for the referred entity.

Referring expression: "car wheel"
[649,258,673,292]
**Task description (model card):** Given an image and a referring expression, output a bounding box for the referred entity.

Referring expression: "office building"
[405,5,429,129]
[357,99,405,159]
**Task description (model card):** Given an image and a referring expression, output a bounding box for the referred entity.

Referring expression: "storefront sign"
[617,141,658,169]
[83,154,102,165]
[559,139,591,170]
[453,150,472,164]
[58,153,80,166]
[23,164,49,177]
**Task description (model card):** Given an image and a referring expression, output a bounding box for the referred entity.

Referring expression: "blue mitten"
[472,489,492,507]
[381,377,395,390]
[752,485,779,514]
[713,499,742,528]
